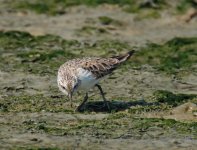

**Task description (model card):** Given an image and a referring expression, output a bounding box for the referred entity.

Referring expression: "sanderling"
[57,50,135,111]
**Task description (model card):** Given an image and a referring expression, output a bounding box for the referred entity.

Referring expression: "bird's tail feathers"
[111,50,135,63]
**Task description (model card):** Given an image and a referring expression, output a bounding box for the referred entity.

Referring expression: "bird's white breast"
[76,68,99,91]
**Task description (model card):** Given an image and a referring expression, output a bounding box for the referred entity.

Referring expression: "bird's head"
[57,73,79,103]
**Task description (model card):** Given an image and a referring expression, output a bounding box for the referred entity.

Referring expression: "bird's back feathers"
[59,50,135,79]
[80,50,135,79]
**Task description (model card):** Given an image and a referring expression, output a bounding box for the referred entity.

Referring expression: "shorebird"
[57,50,135,111]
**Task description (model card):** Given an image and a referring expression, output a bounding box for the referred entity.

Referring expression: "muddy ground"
[0,0,197,150]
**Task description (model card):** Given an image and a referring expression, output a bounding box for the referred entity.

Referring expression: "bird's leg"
[75,93,88,112]
[69,94,73,108]
[70,100,73,108]
[95,84,111,111]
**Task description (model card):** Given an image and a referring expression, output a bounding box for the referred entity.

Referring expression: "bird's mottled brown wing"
[78,51,135,79]
[80,57,120,79]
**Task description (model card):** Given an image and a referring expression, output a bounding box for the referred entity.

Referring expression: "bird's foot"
[75,104,85,112]
[104,101,111,112]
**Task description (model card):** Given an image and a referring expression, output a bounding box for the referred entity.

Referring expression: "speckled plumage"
[57,50,135,111]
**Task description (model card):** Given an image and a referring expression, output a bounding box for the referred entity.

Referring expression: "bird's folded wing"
[80,58,120,79]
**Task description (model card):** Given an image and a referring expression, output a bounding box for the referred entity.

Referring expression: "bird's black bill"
[68,94,73,108]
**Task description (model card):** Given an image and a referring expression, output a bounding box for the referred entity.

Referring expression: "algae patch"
[0,94,74,113]
[0,31,133,75]
[3,0,184,20]
[7,0,166,15]
[18,112,197,139]
[77,26,108,36]
[176,0,197,13]
[98,16,124,26]
[153,90,197,106]
[1,31,196,76]
[132,37,197,75]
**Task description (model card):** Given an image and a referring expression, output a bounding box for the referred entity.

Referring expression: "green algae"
[98,16,123,26]
[153,90,197,106]
[0,94,73,113]
[77,26,108,36]
[16,112,197,139]
[1,0,196,22]
[128,104,171,114]
[177,0,197,13]
[134,9,161,21]
[0,31,78,74]
[132,37,197,75]
[5,0,166,17]
[0,31,133,75]
[1,31,197,76]
[0,31,78,51]
[1,91,196,139]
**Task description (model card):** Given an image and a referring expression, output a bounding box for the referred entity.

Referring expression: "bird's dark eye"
[74,84,78,90]
[61,85,66,90]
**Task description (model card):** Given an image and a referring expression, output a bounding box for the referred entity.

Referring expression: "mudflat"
[0,1,197,149]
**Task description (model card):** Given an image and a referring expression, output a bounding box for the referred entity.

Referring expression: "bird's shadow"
[78,99,156,112]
